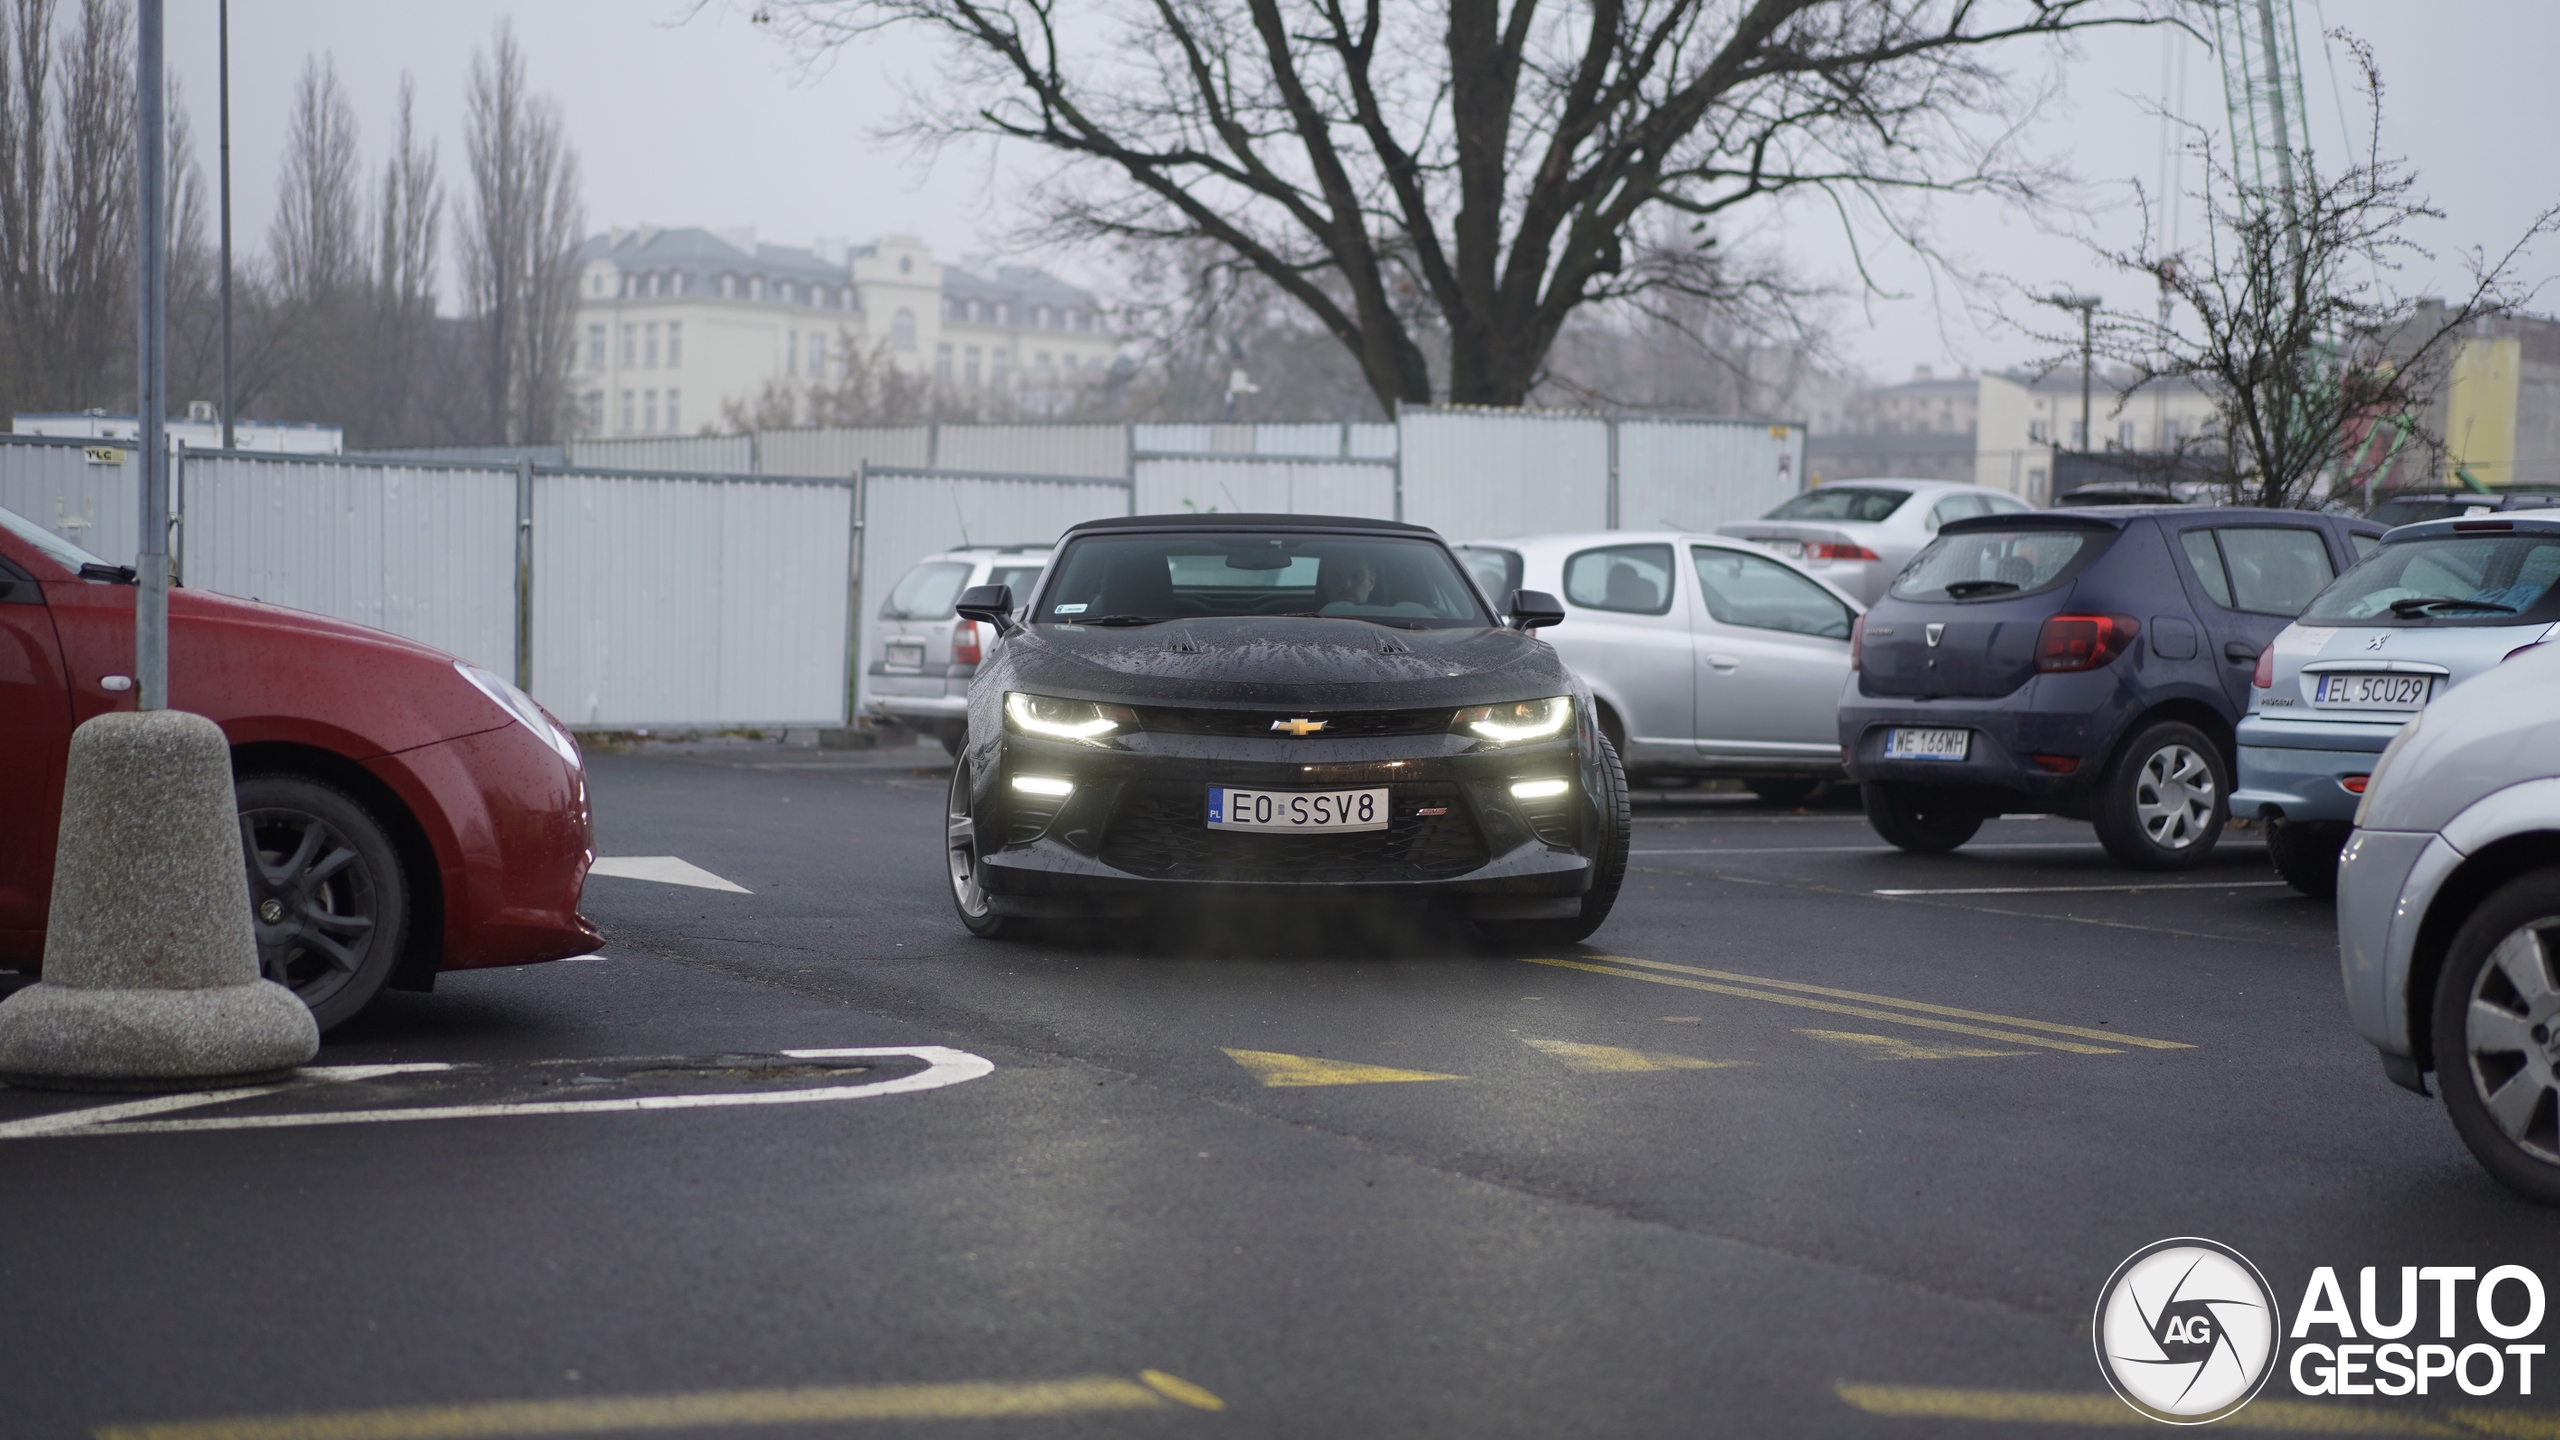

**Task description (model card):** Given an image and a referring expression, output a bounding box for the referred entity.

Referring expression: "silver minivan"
[867,545,1052,754]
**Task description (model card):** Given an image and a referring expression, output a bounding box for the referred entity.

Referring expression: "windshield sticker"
[1054,603,1088,614]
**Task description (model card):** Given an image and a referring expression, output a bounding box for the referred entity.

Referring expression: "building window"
[2162,419,2181,446]
[892,307,916,350]
[620,389,635,434]
[992,348,1010,384]
[644,322,660,368]
[621,324,636,367]
[841,286,855,309]
[1067,309,1084,332]
[809,332,826,378]
[666,390,680,433]
[750,276,765,301]
[587,324,605,371]
[967,300,981,324]
[644,389,658,433]
[2027,419,2048,443]
[936,343,952,382]
[1035,351,1051,369]
[2070,421,2088,448]
[666,321,682,368]
[647,272,662,299]
[787,329,799,376]
[720,273,736,298]
[582,390,603,433]
[995,302,1011,326]
[965,346,980,385]
[1034,305,1050,329]
[2118,421,2137,450]
[589,273,604,296]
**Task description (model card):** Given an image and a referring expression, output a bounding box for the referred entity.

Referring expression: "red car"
[0,505,600,1029]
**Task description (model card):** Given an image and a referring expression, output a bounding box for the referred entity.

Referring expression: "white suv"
[2337,640,2560,1203]
[867,546,1051,754]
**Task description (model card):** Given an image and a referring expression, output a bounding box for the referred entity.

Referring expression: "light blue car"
[2234,513,2560,894]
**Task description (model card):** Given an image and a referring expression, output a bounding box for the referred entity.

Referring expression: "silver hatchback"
[867,546,1052,754]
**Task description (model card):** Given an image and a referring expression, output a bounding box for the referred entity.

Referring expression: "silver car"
[2337,640,2560,1204]
[1455,531,1862,804]
[1716,477,2035,604]
[2236,514,2560,895]
[867,545,1051,754]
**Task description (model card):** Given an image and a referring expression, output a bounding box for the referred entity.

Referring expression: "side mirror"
[955,584,1015,631]
[1508,589,1566,631]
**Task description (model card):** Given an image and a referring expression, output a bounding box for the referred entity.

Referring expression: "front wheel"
[2432,869,2560,1205]
[1476,735,1631,948]
[2266,820,2349,898]
[1862,781,1983,854]
[946,761,1007,938]
[2092,721,2228,870]
[236,773,411,1032]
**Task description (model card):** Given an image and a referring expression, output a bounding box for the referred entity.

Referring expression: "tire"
[1862,781,1983,854]
[235,773,410,1032]
[2431,869,2560,1206]
[2266,820,2349,898]
[1477,735,1631,948]
[937,728,965,760]
[2091,721,2228,870]
[945,761,1008,938]
[1752,777,1821,808]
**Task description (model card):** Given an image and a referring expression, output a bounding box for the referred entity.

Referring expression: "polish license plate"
[1885,727,1970,762]
[885,641,926,670]
[2311,672,2435,710]
[1766,539,1806,559]
[1207,786,1390,833]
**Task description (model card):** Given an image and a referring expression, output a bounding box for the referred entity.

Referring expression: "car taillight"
[2033,614,2140,672]
[952,619,982,666]
[2251,644,2275,689]
[2341,774,2370,794]
[1806,542,1882,562]
[1849,612,1866,670]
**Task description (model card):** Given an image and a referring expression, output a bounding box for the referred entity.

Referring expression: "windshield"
[1037,532,1491,628]
[1891,527,2093,602]
[2301,531,2560,625]
[0,503,110,574]
[1765,487,1911,523]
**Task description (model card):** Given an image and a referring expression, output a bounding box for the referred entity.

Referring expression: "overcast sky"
[162,0,2557,387]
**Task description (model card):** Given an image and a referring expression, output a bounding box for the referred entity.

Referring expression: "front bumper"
[974,729,1595,918]
[2231,714,2402,824]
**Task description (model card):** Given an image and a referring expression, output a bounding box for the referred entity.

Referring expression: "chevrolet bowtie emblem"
[1271,717,1330,736]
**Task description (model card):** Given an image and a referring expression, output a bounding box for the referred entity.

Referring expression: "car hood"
[998,616,1570,708]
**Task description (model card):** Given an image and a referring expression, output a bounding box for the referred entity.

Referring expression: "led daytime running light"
[1510,778,1570,799]
[1457,696,1573,745]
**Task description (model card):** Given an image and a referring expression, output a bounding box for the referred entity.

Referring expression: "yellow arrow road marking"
[1519,958,2127,1054]
[1221,1049,1463,1088]
[1521,1038,1742,1073]
[96,1372,1225,1440]
[1584,955,2190,1049]
[1837,1383,2470,1434]
[1797,1029,2026,1061]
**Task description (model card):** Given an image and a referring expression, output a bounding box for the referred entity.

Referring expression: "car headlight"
[456,662,581,767]
[1004,691,1138,746]
[1454,696,1574,745]
[2353,714,2423,827]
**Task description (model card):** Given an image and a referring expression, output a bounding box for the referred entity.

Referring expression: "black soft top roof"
[1060,512,1440,538]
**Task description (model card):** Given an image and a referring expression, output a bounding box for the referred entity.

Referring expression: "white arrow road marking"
[0,1048,990,1140]
[586,855,751,892]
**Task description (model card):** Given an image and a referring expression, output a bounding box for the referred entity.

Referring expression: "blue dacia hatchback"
[1839,507,2383,867]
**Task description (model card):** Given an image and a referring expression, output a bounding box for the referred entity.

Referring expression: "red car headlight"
[456,663,581,766]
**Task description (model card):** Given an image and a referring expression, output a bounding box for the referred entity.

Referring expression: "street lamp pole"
[135,0,168,710]
[2039,293,2103,450]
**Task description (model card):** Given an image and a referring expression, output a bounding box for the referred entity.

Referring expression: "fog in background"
[165,0,2558,385]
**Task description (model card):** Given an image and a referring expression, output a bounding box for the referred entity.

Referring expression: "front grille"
[1097,781,1488,882]
[1134,705,1454,739]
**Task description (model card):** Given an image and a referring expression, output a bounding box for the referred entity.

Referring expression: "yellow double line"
[1520,955,2189,1055]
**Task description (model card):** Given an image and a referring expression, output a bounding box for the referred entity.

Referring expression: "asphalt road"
[5,736,2557,1439]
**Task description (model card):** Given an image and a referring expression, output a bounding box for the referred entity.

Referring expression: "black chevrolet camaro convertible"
[942,513,1631,945]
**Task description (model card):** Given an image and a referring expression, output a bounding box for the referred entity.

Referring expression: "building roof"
[578,225,850,290]
[943,262,1099,312]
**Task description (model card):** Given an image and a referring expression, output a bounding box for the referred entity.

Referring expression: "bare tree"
[461,20,583,444]
[364,74,451,446]
[2018,36,2557,510]
[750,0,2169,413]
[0,0,135,416]
[722,330,944,432]
[269,55,363,302]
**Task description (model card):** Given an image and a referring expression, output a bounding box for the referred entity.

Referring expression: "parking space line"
[1873,881,2291,896]
[97,1371,1225,1440]
[1835,1383,2466,1434]
[1520,1038,1741,1073]
[0,1065,457,1141]
[1797,1030,2027,1060]
[1520,958,2128,1054]
[586,856,751,892]
[1579,956,2190,1049]
[1223,1049,1462,1087]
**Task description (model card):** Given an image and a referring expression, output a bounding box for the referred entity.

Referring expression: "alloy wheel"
[2463,921,2560,1164]
[2132,743,2216,849]
[240,807,380,1010]
[947,765,990,919]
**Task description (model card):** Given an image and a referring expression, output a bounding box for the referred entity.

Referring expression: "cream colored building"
[1974,370,2220,503]
[571,227,1119,436]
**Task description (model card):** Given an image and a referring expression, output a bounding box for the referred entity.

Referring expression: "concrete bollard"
[0,710,318,1090]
